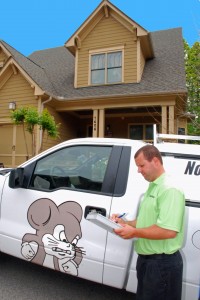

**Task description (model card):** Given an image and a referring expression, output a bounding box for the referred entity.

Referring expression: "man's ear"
[152,156,160,166]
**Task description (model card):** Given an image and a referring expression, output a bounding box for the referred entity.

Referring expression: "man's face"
[135,152,157,182]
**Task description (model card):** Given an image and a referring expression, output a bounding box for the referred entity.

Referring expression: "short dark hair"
[134,145,163,164]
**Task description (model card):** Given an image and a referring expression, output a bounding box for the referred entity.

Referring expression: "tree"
[38,109,60,152]
[10,107,30,159]
[184,40,200,137]
[24,107,39,156]
[11,107,60,158]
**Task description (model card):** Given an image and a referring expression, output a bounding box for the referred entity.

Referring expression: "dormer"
[65,0,154,88]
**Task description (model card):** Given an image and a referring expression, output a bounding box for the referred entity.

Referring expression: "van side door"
[0,143,123,284]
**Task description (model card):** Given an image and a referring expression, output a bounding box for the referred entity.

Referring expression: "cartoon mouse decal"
[21,198,85,276]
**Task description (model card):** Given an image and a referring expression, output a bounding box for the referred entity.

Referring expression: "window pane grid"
[91,54,105,70]
[91,51,122,85]
[107,52,122,68]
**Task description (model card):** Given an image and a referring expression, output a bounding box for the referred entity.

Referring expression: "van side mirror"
[9,168,25,188]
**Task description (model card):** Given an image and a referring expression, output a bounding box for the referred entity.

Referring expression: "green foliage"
[184,40,200,138]
[11,106,60,156]
[10,107,28,124]
[39,109,60,139]
[25,107,39,134]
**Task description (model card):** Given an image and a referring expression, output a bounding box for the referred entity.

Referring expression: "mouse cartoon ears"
[58,201,82,222]
[27,198,58,230]
[27,198,83,230]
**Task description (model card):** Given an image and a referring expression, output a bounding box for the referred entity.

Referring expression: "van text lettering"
[184,161,200,176]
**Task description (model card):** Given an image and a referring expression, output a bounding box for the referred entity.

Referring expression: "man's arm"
[114,224,177,240]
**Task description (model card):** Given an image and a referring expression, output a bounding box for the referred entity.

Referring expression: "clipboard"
[86,211,122,233]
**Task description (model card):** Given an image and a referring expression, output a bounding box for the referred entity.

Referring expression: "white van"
[0,128,199,300]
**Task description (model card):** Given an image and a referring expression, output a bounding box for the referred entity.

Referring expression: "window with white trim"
[90,51,122,85]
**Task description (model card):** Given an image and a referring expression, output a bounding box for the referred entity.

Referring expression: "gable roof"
[0,40,57,96]
[28,27,187,100]
[65,0,154,58]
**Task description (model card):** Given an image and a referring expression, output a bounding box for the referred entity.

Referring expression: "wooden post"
[168,106,175,134]
[93,109,98,137]
[98,109,105,137]
[161,106,167,133]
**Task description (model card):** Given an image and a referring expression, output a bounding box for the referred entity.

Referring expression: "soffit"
[53,94,177,112]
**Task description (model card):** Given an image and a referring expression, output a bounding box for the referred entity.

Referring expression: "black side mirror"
[9,168,25,188]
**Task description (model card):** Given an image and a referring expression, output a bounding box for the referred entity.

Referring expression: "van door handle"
[84,206,106,218]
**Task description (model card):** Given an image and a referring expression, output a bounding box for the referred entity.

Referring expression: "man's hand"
[111,214,126,224]
[114,224,136,239]
[111,214,137,228]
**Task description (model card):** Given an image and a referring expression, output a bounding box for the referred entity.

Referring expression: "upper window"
[90,50,122,85]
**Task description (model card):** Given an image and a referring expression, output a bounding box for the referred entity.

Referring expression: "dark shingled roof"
[1,27,187,100]
[0,40,57,95]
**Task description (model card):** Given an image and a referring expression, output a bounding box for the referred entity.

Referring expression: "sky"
[0,0,199,56]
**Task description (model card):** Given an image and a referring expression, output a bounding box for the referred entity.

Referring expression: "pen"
[118,213,126,219]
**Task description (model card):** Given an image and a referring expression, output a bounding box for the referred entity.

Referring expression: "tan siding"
[104,116,162,139]
[0,71,38,166]
[77,15,137,87]
[0,71,38,119]
[41,106,79,151]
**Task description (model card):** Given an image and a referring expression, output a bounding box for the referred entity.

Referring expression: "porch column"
[93,109,98,137]
[168,105,175,134]
[161,106,167,134]
[98,109,105,137]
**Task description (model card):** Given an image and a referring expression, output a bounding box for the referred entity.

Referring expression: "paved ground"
[0,253,136,300]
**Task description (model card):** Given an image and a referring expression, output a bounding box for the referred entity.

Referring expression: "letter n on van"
[184,161,200,176]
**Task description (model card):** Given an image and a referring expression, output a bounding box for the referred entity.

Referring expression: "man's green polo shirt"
[135,173,185,255]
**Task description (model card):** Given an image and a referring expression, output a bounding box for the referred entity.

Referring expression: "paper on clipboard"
[86,211,122,233]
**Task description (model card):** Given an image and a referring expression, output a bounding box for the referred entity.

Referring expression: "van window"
[30,145,112,193]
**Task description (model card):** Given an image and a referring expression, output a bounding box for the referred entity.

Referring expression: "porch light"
[8,102,16,110]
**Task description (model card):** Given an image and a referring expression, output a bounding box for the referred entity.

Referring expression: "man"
[113,144,185,300]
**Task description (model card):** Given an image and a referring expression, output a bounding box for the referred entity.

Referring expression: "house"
[0,0,188,167]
